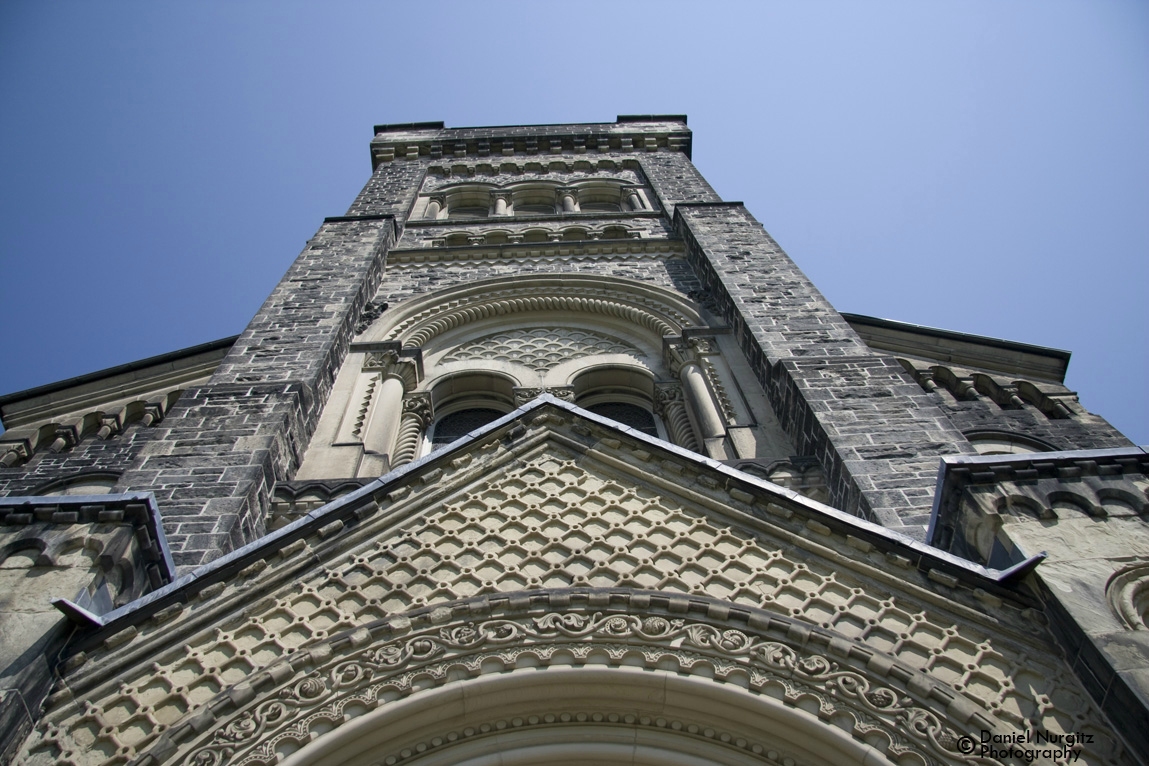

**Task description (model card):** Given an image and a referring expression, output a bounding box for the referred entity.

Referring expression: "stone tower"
[1,117,1147,765]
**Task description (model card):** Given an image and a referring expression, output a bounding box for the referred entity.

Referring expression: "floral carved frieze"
[173,601,981,766]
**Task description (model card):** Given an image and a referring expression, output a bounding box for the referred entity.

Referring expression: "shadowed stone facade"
[0,117,1145,765]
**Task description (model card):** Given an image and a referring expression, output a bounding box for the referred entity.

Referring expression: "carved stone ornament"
[513,386,574,406]
[381,277,700,349]
[146,593,988,766]
[363,351,419,390]
[355,300,388,335]
[1108,562,1149,630]
[442,328,642,372]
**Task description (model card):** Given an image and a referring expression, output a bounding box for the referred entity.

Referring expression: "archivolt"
[363,274,704,349]
[148,590,993,766]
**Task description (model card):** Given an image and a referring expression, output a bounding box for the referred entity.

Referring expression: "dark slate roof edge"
[0,335,239,406]
[926,446,1149,544]
[60,396,1044,635]
[840,312,1072,361]
[373,115,688,134]
[1,492,176,586]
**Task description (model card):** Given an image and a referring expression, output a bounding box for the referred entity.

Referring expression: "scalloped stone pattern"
[441,328,642,372]
[20,444,1119,765]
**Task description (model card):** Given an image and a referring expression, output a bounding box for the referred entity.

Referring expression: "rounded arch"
[152,591,988,766]
[573,365,661,438]
[963,430,1056,456]
[428,370,519,416]
[362,274,704,351]
[281,667,885,766]
[33,471,120,496]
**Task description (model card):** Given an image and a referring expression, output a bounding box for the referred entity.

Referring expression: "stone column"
[680,362,725,440]
[559,189,578,213]
[424,196,443,220]
[655,383,699,452]
[391,394,432,469]
[360,349,422,475]
[492,192,510,216]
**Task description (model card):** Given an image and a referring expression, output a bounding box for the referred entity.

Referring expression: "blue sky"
[1,1,1146,443]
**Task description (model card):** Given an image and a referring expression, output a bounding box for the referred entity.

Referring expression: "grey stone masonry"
[367,118,692,168]
[636,151,722,217]
[116,153,428,570]
[671,202,975,534]
[935,392,1132,452]
[0,423,149,497]
[346,153,430,218]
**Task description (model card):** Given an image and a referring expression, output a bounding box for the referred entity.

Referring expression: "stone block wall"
[0,424,151,497]
[669,201,974,534]
[115,211,414,570]
[936,394,1132,452]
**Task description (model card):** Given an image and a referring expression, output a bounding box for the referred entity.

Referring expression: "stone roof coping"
[52,396,1045,639]
[927,445,1149,543]
[0,336,238,429]
[0,492,176,589]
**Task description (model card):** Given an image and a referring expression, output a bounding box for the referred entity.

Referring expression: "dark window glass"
[516,203,554,216]
[431,408,505,447]
[586,403,658,437]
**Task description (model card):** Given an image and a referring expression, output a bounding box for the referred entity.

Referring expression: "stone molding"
[149,592,996,766]
[363,274,704,350]
[443,328,642,373]
[385,241,677,269]
[23,399,1127,764]
[370,123,691,167]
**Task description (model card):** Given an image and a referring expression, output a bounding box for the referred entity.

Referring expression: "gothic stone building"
[1,117,1147,766]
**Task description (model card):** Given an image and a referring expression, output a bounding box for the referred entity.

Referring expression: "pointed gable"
[21,399,1126,765]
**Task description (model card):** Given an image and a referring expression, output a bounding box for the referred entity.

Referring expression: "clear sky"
[1,1,1146,444]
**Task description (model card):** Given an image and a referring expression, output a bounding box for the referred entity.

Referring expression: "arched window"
[34,472,119,496]
[511,187,556,216]
[573,367,663,440]
[965,430,1055,455]
[444,187,493,219]
[430,408,505,447]
[585,402,658,437]
[425,372,516,453]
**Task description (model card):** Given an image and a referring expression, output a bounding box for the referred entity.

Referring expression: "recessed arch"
[279,667,888,766]
[33,471,120,496]
[963,430,1055,455]
[363,274,704,351]
[152,592,980,766]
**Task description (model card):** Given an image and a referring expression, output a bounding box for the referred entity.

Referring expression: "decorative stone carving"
[1108,563,1149,631]
[512,386,574,406]
[0,440,31,467]
[391,393,432,469]
[442,328,641,372]
[355,300,388,334]
[654,382,699,451]
[379,277,700,349]
[362,350,420,391]
[171,604,979,766]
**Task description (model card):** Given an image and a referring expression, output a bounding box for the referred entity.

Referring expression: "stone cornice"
[370,117,693,168]
[384,240,681,269]
[0,492,176,595]
[52,397,1042,649]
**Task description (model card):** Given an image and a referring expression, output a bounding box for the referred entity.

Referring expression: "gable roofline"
[0,335,239,430]
[52,395,1043,644]
[841,312,1071,383]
